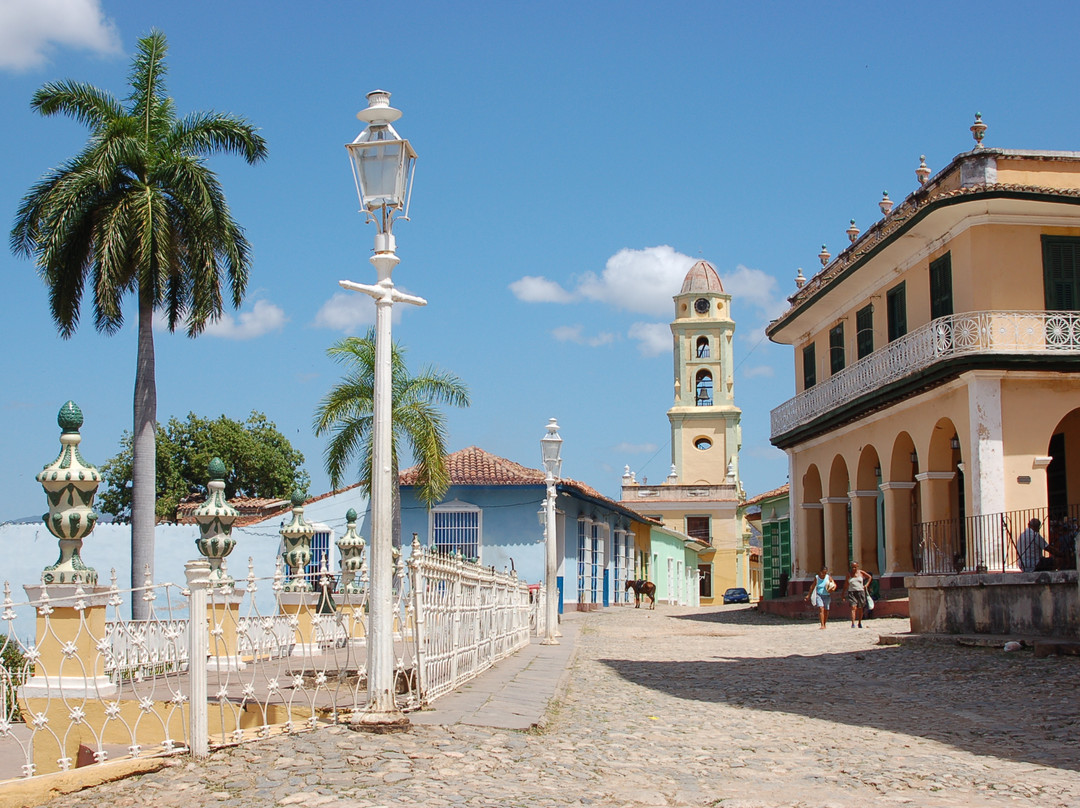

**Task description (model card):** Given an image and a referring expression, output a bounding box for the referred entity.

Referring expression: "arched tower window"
[695,370,713,406]
[696,336,710,358]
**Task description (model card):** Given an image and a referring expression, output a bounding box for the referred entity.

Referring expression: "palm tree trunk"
[131,291,157,619]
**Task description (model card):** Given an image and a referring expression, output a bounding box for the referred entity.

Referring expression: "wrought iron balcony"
[771,310,1080,439]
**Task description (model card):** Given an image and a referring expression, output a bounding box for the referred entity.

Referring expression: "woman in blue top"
[804,566,835,629]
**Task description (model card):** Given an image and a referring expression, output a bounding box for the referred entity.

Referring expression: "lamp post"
[340,90,423,731]
[540,418,563,644]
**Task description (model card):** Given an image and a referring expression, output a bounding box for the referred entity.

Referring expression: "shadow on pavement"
[597,626,1080,773]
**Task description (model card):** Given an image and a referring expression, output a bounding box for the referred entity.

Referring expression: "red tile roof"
[400,446,546,486]
[743,483,789,508]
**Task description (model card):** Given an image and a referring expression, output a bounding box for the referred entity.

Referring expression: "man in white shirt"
[1017,518,1047,572]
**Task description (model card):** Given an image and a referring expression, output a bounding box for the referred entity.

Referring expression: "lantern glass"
[347,124,417,215]
[540,419,563,479]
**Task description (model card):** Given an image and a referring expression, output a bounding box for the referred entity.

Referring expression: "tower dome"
[680,260,724,294]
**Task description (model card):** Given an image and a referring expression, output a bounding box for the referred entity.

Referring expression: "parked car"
[723,587,750,604]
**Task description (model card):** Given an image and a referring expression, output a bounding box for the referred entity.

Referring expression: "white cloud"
[741,364,774,379]
[151,300,287,339]
[551,324,616,347]
[612,441,659,454]
[722,264,788,320]
[509,276,574,304]
[0,0,121,71]
[628,322,671,357]
[313,291,408,333]
[577,245,694,316]
[202,300,287,339]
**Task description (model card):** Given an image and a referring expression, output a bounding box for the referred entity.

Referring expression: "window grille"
[433,509,480,560]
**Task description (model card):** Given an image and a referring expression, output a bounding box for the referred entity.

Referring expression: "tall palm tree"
[314,330,470,544]
[11,31,267,616]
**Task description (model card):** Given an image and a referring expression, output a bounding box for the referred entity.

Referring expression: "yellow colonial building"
[768,116,1080,594]
[621,260,744,605]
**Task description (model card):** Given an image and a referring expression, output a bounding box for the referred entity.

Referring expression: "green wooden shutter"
[856,305,874,359]
[829,322,845,374]
[802,343,816,389]
[1043,236,1080,311]
[887,283,907,341]
[929,253,953,320]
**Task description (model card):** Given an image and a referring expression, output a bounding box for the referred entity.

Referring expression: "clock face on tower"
[694,298,710,314]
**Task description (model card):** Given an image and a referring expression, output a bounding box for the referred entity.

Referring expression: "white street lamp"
[540,418,563,645]
[340,90,424,732]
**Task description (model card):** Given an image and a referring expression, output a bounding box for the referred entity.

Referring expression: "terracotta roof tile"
[399,446,546,486]
[743,483,789,507]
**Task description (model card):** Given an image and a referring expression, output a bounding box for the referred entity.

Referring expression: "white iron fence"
[0,541,537,781]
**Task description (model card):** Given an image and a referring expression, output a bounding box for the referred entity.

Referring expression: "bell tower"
[668,260,742,486]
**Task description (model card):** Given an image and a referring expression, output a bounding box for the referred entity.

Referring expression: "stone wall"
[906,571,1079,638]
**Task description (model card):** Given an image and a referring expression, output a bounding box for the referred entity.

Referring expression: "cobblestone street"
[38,606,1080,808]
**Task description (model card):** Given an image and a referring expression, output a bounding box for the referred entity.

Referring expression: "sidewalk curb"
[530,619,582,733]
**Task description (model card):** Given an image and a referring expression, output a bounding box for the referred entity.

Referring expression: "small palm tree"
[11,30,267,616]
[314,330,470,543]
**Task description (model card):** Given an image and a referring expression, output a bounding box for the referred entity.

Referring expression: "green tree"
[10,31,267,615]
[313,330,470,543]
[99,411,310,522]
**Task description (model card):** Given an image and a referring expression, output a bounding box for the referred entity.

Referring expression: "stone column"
[849,490,880,575]
[821,497,850,580]
[880,481,916,589]
[797,502,823,590]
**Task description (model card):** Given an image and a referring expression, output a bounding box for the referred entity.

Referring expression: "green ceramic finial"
[291,490,306,508]
[57,401,83,433]
[346,508,357,522]
[208,457,227,481]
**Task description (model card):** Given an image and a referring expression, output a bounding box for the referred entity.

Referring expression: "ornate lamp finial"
[337,508,366,594]
[818,244,831,267]
[192,457,240,586]
[795,267,806,289]
[916,155,931,185]
[37,401,100,585]
[846,219,860,243]
[879,191,893,216]
[280,491,315,592]
[971,112,987,148]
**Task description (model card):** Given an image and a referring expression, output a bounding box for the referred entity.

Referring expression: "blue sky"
[2,0,1078,521]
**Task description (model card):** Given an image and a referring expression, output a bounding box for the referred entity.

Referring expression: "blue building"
[395,447,655,611]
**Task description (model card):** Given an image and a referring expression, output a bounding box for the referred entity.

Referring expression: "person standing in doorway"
[804,566,835,629]
[843,561,872,628]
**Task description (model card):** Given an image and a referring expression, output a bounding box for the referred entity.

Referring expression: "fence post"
[409,536,427,705]
[185,559,211,759]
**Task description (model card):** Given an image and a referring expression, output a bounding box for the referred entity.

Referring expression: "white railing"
[771,310,1080,438]
[1,548,535,781]
[409,544,533,703]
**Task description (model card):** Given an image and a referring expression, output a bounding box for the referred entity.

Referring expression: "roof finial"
[970,112,987,148]
[795,267,806,289]
[846,219,860,243]
[879,191,893,217]
[916,155,931,185]
[818,245,831,267]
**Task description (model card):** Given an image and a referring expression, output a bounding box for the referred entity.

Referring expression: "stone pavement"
[34,605,1080,808]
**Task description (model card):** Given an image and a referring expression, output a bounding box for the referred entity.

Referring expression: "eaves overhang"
[768,187,1080,343]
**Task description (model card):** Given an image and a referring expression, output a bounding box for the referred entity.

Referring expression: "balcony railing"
[771,310,1080,439]
[914,505,1079,575]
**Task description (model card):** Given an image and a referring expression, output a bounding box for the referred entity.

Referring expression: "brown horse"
[625,579,656,609]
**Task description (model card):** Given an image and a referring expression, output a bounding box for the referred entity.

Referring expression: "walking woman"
[843,561,872,628]
[804,566,835,629]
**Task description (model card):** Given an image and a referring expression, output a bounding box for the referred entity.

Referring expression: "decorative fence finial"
[37,401,100,585]
[336,508,366,593]
[193,457,240,586]
[280,491,314,592]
